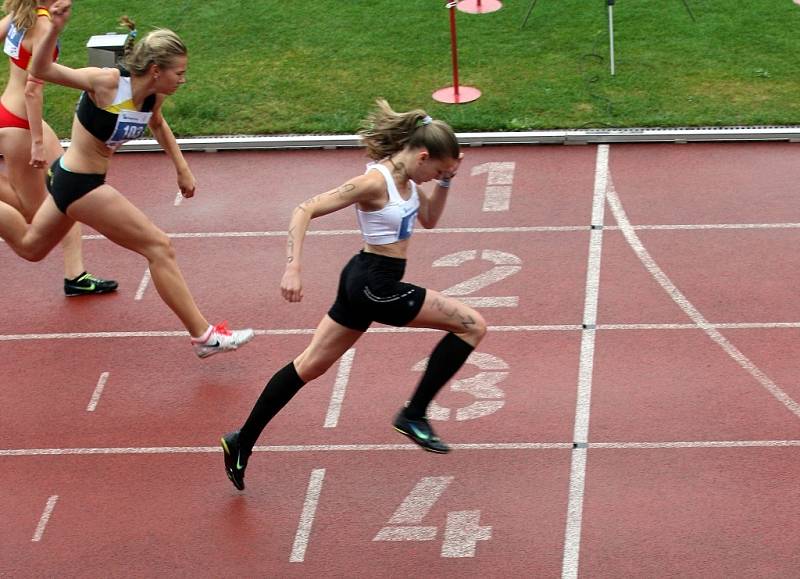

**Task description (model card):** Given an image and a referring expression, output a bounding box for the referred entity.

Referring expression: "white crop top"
[356,163,420,245]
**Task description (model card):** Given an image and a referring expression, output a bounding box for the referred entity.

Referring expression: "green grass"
[9,0,800,137]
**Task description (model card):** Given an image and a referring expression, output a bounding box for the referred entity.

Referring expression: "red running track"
[2,142,800,577]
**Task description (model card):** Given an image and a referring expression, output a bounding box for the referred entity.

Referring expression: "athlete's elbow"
[28,60,48,79]
[24,81,41,99]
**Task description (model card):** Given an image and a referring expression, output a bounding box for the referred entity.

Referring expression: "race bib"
[4,24,24,59]
[106,109,152,149]
[398,207,418,240]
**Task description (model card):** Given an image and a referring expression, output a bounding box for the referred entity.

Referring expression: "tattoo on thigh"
[433,296,476,329]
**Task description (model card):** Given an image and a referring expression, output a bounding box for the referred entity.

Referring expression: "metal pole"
[607,0,615,76]
[680,0,696,21]
[521,0,538,29]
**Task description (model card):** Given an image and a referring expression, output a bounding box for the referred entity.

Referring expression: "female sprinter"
[221,99,487,490]
[0,0,253,357]
[0,0,116,295]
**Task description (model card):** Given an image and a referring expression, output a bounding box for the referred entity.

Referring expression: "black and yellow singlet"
[76,69,155,150]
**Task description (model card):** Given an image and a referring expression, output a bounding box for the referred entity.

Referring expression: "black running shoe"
[393,410,451,453]
[64,272,118,297]
[220,430,249,490]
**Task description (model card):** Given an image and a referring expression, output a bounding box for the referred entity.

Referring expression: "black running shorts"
[327,251,427,332]
[46,157,106,214]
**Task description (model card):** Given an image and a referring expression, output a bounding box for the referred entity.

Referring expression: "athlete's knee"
[18,243,50,262]
[144,230,176,263]
[293,352,334,382]
[460,308,487,345]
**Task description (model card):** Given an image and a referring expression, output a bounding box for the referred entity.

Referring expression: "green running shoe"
[221,430,249,490]
[393,410,451,454]
[64,271,118,297]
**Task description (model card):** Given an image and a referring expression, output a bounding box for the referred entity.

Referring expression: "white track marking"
[471,161,516,212]
[606,175,800,419]
[3,222,798,246]
[324,349,355,428]
[562,144,609,579]
[290,468,326,563]
[373,476,453,542]
[73,226,584,241]
[86,372,110,412]
[630,222,800,231]
[2,440,797,458]
[0,442,571,457]
[134,269,151,301]
[31,495,58,542]
[10,322,800,343]
[63,221,800,244]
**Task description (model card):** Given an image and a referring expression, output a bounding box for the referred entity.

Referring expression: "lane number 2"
[434,249,521,308]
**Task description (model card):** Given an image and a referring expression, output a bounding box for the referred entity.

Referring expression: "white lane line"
[86,372,110,412]
[68,221,800,242]
[324,349,355,428]
[31,495,58,542]
[3,221,798,246]
[599,322,800,330]
[5,322,800,342]
[631,222,800,231]
[134,268,151,301]
[1,440,798,458]
[561,143,609,579]
[290,468,326,563]
[591,440,800,449]
[605,174,800,419]
[0,442,572,457]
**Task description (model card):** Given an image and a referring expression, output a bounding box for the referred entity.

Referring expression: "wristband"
[437,178,451,189]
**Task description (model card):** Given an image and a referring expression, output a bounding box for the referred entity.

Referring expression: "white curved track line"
[605,173,800,419]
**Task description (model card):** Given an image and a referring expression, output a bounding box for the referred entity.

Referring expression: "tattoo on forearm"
[287,227,295,262]
[335,183,355,198]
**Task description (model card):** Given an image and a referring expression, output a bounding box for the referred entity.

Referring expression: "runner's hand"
[281,269,303,303]
[177,168,196,198]
[443,152,464,180]
[29,142,46,169]
[49,0,72,31]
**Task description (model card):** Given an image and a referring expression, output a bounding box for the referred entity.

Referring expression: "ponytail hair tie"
[421,115,433,125]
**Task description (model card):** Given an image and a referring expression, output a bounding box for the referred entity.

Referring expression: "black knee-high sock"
[404,333,474,420]
[239,361,306,452]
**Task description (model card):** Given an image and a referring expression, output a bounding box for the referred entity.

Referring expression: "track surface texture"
[3,142,800,578]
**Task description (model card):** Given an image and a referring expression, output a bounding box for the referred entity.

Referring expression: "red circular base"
[432,86,481,104]
[457,0,503,14]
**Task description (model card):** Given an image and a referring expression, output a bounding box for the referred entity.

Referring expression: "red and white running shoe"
[192,321,254,358]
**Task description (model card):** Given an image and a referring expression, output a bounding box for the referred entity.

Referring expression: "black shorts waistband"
[358,249,407,266]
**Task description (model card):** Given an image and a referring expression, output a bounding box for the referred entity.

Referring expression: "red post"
[449,3,460,96]
[433,2,481,104]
